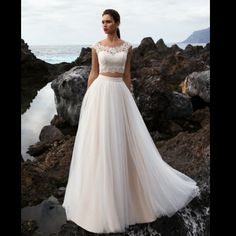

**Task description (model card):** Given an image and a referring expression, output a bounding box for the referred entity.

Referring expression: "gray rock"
[51,66,90,126]
[184,70,210,103]
[21,196,67,236]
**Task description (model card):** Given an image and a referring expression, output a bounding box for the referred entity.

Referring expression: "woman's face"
[102,14,119,34]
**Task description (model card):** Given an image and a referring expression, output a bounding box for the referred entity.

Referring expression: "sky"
[22,0,210,46]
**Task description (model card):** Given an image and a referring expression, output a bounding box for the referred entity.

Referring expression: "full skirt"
[62,74,199,233]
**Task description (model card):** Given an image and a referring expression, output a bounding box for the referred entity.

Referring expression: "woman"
[62,9,199,234]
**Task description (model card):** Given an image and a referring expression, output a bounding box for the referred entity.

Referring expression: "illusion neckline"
[98,41,126,49]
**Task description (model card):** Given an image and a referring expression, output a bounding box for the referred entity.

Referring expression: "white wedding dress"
[62,40,199,234]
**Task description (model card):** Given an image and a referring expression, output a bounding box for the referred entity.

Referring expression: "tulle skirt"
[62,74,199,234]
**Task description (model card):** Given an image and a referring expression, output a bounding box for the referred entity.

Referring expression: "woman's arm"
[87,48,99,90]
[123,46,132,91]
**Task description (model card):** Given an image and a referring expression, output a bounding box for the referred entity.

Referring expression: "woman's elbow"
[123,71,131,80]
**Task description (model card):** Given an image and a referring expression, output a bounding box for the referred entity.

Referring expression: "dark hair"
[102,9,121,39]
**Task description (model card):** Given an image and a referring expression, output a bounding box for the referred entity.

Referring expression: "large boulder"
[21,196,67,236]
[51,66,90,126]
[183,70,210,103]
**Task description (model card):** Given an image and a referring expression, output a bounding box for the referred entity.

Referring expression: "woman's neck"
[106,34,119,42]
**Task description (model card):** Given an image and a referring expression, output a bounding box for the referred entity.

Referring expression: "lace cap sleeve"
[91,42,99,51]
[124,41,132,51]
[127,41,132,48]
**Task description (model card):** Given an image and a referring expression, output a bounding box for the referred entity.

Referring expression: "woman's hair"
[102,9,121,39]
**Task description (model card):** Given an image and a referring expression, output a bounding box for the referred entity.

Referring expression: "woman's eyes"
[102,21,111,24]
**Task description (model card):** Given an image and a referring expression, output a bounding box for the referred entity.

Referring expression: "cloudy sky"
[22,0,209,46]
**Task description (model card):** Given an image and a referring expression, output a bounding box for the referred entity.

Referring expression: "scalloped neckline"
[98,41,126,48]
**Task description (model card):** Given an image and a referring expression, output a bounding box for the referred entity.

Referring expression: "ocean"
[29,45,88,64]
[29,43,207,64]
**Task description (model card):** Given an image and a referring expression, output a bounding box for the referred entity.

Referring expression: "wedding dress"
[62,40,199,233]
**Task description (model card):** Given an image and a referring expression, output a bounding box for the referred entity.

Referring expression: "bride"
[62,8,199,234]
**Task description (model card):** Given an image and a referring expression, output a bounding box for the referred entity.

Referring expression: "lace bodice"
[91,40,132,73]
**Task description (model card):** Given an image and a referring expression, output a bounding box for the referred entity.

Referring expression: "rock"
[39,125,64,143]
[53,221,81,235]
[132,77,171,132]
[21,136,75,207]
[21,161,59,207]
[133,78,193,136]
[183,70,210,103]
[131,38,209,85]
[21,39,78,114]
[190,96,209,111]
[170,44,183,53]
[138,37,157,52]
[21,219,39,236]
[27,141,51,157]
[157,125,209,177]
[192,107,210,127]
[51,66,90,126]
[21,196,67,236]
[150,214,188,235]
[21,39,55,79]
[166,92,193,119]
[184,44,204,57]
[50,115,78,136]
[74,47,92,65]
[21,39,56,113]
[27,125,64,157]
[132,37,159,70]
[56,187,66,197]
[156,38,168,53]
[50,115,68,128]
[169,121,183,135]
[21,39,37,62]
[159,52,203,85]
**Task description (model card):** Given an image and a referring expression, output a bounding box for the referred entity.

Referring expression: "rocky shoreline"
[21,37,210,235]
